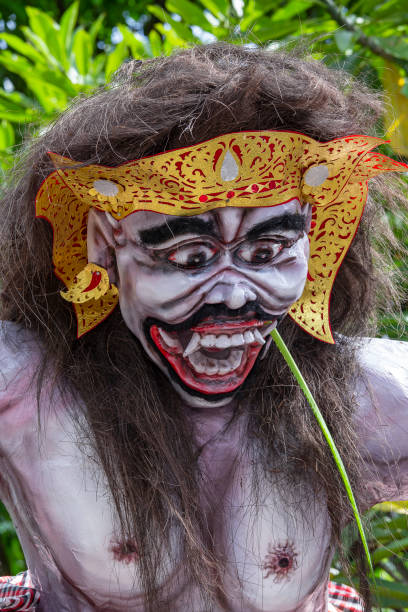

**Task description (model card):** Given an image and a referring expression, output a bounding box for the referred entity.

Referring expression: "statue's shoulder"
[354,336,408,484]
[356,336,408,400]
[0,321,41,412]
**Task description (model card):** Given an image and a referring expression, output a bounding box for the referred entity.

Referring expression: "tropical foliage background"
[0,0,407,609]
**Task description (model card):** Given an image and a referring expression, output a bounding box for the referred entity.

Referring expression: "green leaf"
[0,109,37,123]
[0,33,44,64]
[371,577,408,607]
[118,25,149,58]
[26,6,53,39]
[334,30,355,52]
[199,0,229,21]
[105,40,129,80]
[376,36,408,60]
[26,7,65,68]
[73,29,92,76]
[166,0,213,29]
[241,0,304,29]
[0,51,77,98]
[21,27,59,68]
[0,89,36,111]
[271,0,315,21]
[25,78,67,113]
[90,53,107,80]
[247,18,299,41]
[155,23,188,53]
[148,5,197,42]
[0,51,37,78]
[0,121,15,150]
[149,29,162,57]
[60,1,79,51]
[371,535,408,563]
[89,14,106,52]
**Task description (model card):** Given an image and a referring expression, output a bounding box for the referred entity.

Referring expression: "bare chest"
[0,403,332,612]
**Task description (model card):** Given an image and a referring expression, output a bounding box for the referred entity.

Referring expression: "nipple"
[262,540,298,582]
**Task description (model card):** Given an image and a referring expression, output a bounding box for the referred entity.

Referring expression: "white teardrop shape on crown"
[93,179,119,197]
[220,150,239,181]
[303,164,329,187]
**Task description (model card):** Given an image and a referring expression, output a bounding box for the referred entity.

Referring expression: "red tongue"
[191,319,263,333]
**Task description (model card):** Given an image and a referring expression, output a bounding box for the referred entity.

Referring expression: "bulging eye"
[167,242,218,269]
[236,240,284,265]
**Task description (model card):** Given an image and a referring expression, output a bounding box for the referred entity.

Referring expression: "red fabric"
[0,573,362,611]
[0,572,39,611]
[328,580,364,611]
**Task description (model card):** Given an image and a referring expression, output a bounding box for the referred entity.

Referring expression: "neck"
[183,398,239,447]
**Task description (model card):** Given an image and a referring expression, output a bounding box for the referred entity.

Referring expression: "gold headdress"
[35,130,407,340]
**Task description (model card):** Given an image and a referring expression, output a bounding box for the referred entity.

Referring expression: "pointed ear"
[87,208,118,284]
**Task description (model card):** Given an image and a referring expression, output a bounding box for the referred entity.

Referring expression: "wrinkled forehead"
[120,199,307,243]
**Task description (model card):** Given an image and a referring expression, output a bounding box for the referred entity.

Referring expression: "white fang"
[183,332,201,357]
[220,151,239,181]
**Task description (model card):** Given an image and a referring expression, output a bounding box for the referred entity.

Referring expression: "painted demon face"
[114,201,310,406]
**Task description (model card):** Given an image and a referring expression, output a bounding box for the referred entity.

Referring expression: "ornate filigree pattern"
[35,174,118,337]
[47,132,387,218]
[36,130,408,339]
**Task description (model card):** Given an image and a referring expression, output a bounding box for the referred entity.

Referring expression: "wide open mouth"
[149,318,276,396]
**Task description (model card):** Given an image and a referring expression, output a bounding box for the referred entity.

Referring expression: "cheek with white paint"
[113,205,310,403]
[117,233,309,329]
[248,234,310,311]
[114,244,308,402]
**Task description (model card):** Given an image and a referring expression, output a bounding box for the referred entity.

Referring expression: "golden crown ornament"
[35,130,408,339]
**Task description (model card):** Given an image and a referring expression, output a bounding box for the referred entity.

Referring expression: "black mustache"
[146,301,283,333]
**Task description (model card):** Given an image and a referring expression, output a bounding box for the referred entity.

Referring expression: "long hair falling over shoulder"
[0,43,406,610]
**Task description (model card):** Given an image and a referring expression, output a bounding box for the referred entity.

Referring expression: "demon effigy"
[0,43,407,612]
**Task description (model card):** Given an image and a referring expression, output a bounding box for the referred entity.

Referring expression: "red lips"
[150,322,264,395]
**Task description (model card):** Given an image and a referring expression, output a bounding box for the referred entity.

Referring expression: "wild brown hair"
[0,43,405,610]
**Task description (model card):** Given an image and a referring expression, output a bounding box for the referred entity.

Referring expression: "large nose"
[204,281,257,309]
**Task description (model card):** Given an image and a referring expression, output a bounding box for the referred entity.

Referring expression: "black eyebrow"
[139,217,216,246]
[246,214,306,240]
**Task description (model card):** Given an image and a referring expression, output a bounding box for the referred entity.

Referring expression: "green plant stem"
[270,328,374,577]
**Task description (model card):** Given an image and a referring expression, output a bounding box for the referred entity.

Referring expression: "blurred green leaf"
[371,578,408,608]
[73,29,92,76]
[378,36,408,60]
[105,40,128,80]
[148,5,198,42]
[26,7,66,68]
[118,25,149,58]
[271,0,315,21]
[167,0,213,29]
[199,0,229,21]
[372,536,408,563]
[334,30,355,52]
[0,33,44,64]
[0,121,15,150]
[60,1,79,51]
[149,29,163,57]
[89,14,106,51]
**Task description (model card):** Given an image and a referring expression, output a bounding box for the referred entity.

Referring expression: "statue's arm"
[355,337,408,507]
[0,321,39,453]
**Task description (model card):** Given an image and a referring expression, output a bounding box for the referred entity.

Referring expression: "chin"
[145,317,277,406]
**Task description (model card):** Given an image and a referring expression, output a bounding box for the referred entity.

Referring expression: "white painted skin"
[0,203,407,610]
[0,327,407,611]
[88,201,311,407]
